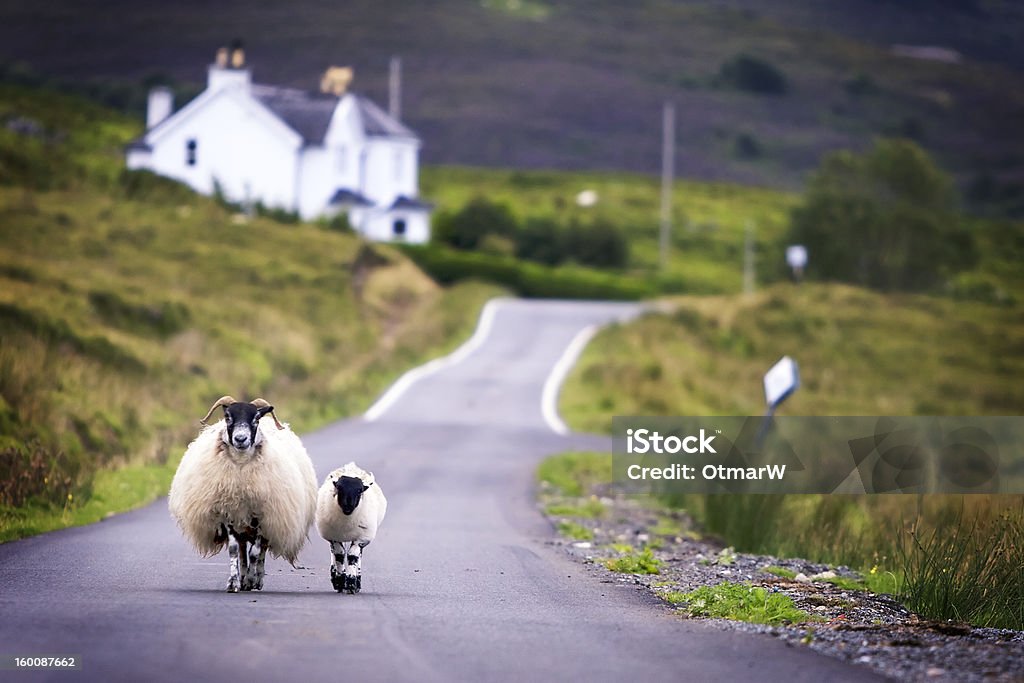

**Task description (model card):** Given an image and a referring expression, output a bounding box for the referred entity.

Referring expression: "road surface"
[0,299,879,682]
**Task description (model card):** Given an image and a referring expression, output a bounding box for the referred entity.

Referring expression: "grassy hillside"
[1,1,1022,202]
[561,283,1024,432]
[0,84,502,541]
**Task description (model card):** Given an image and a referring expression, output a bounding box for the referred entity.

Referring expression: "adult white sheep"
[316,462,387,593]
[169,396,318,593]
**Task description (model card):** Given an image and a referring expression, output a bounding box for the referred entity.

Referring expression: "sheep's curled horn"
[200,395,286,430]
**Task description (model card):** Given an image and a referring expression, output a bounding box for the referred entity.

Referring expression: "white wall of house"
[127,60,431,242]
[146,91,302,210]
[361,138,419,205]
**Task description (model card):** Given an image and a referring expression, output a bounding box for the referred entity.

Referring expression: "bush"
[786,139,976,291]
[516,216,566,265]
[434,196,518,250]
[564,219,630,269]
[399,244,652,300]
[719,54,788,95]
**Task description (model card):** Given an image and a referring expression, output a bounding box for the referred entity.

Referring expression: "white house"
[126,46,431,243]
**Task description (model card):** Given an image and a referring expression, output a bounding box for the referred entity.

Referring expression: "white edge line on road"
[363,298,506,422]
[541,324,599,436]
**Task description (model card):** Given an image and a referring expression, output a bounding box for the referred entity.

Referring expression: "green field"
[0,84,502,541]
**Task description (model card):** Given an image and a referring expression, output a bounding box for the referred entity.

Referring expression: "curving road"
[0,299,879,682]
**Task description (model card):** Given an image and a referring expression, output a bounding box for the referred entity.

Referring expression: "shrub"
[400,245,652,300]
[719,54,788,95]
[435,196,518,250]
[515,216,566,265]
[564,219,629,269]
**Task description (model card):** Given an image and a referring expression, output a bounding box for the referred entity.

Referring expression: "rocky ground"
[539,485,1024,682]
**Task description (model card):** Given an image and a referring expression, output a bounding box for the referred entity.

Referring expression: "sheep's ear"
[254,404,274,422]
[362,484,370,492]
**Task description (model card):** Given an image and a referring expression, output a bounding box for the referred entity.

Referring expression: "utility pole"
[744,220,755,295]
[659,101,675,271]
[389,56,402,121]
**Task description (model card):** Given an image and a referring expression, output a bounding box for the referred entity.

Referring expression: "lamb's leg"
[243,534,266,591]
[330,541,348,592]
[344,542,365,594]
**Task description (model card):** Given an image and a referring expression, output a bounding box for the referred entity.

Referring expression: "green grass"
[536,451,612,497]
[0,462,174,542]
[557,520,594,541]
[664,582,816,625]
[764,566,797,580]
[561,283,1024,430]
[604,547,663,574]
[0,83,504,542]
[545,496,607,519]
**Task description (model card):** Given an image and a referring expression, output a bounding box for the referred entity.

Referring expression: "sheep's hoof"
[226,577,240,593]
[241,575,262,591]
[331,571,346,593]
[342,574,360,594]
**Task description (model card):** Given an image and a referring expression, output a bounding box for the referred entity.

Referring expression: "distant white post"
[659,102,675,271]
[389,56,402,121]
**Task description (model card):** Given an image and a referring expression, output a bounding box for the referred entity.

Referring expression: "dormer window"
[186,138,197,167]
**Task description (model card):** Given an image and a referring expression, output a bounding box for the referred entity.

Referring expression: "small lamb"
[315,462,387,593]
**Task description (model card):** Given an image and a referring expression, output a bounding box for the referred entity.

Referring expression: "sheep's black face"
[222,402,273,452]
[334,476,369,515]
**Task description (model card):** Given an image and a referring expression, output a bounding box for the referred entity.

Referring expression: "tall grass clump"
[895,503,1024,629]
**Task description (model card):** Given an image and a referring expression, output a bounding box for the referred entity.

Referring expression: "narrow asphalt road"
[0,299,880,682]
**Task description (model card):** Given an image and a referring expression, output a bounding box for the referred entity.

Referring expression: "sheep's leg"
[330,541,348,592]
[243,534,266,591]
[344,542,365,594]
[226,528,242,593]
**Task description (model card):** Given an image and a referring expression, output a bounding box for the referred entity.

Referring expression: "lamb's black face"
[334,476,369,515]
[222,402,273,452]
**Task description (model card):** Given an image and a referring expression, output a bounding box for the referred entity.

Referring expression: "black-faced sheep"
[168,396,318,592]
[315,463,387,593]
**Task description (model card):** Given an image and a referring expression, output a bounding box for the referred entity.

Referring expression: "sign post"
[758,355,800,447]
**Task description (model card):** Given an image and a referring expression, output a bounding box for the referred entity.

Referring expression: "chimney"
[320,66,353,96]
[208,41,252,93]
[146,86,173,129]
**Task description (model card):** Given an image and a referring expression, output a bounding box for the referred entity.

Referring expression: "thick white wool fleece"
[168,419,317,564]
[315,462,387,545]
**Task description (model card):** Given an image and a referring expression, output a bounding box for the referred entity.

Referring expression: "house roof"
[389,195,434,211]
[251,85,338,144]
[251,85,417,144]
[354,96,418,139]
[328,188,375,207]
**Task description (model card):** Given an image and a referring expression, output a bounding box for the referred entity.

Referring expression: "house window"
[335,146,347,173]
[186,138,197,167]
[392,219,407,239]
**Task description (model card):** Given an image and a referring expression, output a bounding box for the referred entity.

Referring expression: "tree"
[786,139,976,291]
